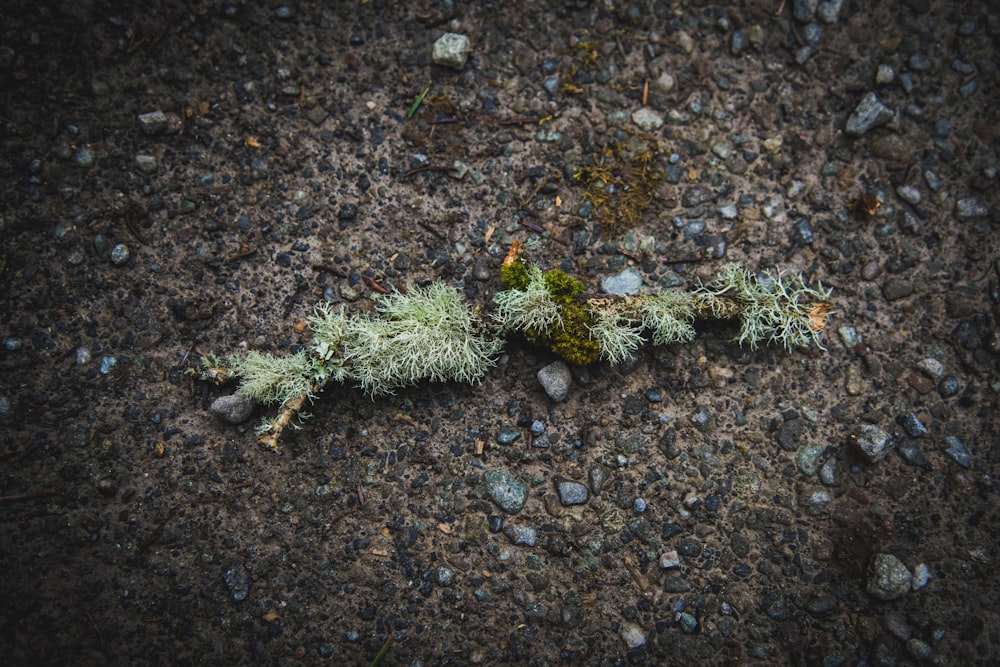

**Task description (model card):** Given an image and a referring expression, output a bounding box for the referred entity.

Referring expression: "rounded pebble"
[110,244,130,266]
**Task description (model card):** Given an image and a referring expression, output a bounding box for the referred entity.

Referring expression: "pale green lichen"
[199,252,832,450]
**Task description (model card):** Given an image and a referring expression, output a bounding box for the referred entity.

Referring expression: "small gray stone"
[555,477,590,506]
[210,393,254,424]
[817,0,844,23]
[620,623,646,649]
[852,423,893,462]
[631,107,664,132]
[793,0,818,22]
[867,553,912,600]
[796,442,824,476]
[601,267,643,295]
[711,140,733,160]
[496,427,521,445]
[659,550,681,569]
[110,244,130,266]
[677,612,698,633]
[137,109,168,134]
[875,63,895,85]
[916,358,944,379]
[134,154,158,173]
[942,436,971,468]
[899,413,928,438]
[485,470,527,514]
[895,185,921,205]
[845,92,895,136]
[654,71,675,93]
[435,565,455,586]
[955,197,990,218]
[537,361,572,401]
[588,465,612,494]
[503,523,537,546]
[819,458,838,485]
[223,563,251,602]
[882,277,915,301]
[432,32,470,70]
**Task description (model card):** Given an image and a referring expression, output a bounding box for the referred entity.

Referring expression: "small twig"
[363,275,389,294]
[417,220,447,240]
[136,504,180,554]
[258,384,318,452]
[0,489,59,502]
[400,165,452,180]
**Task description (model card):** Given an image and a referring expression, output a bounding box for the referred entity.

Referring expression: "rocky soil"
[1,1,998,665]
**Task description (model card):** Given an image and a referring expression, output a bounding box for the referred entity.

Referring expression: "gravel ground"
[1,1,998,665]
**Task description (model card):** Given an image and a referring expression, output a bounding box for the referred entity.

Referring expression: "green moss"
[500,260,531,290]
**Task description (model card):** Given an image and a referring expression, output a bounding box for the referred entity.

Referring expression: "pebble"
[75,347,91,365]
[555,477,590,506]
[496,427,520,445]
[942,435,971,468]
[209,393,254,424]
[631,107,664,132]
[897,440,928,468]
[654,71,675,93]
[99,356,117,375]
[875,64,895,85]
[916,358,944,379]
[223,563,251,601]
[796,442,824,476]
[435,565,455,586]
[137,109,168,134]
[899,413,928,438]
[537,361,572,401]
[837,326,861,348]
[845,92,895,136]
[660,550,681,569]
[895,185,921,205]
[867,553,912,600]
[819,458,838,485]
[955,197,990,218]
[882,277,915,301]
[852,423,893,462]
[484,470,527,514]
[601,267,643,295]
[75,146,94,167]
[682,185,713,207]
[134,154,157,173]
[912,563,931,590]
[676,612,698,633]
[620,622,646,649]
[432,33,470,70]
[503,524,537,546]
[711,140,732,160]
[937,376,960,398]
[0,395,9,416]
[588,465,611,494]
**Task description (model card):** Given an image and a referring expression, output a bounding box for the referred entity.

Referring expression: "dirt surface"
[1,1,999,665]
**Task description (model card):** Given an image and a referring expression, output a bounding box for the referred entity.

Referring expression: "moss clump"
[494,260,601,365]
[574,141,665,235]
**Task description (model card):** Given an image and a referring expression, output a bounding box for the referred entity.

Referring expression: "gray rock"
[793,0,818,22]
[435,565,455,586]
[895,185,921,205]
[496,427,520,444]
[223,563,251,601]
[631,107,664,132]
[555,477,590,506]
[882,277,915,301]
[899,413,928,438]
[620,622,646,649]
[210,393,254,424]
[588,465,612,494]
[432,32,470,70]
[109,244,130,266]
[503,523,537,546]
[955,197,990,218]
[942,435,971,468]
[796,442,824,476]
[485,470,527,514]
[817,0,844,23]
[852,423,893,462]
[134,154,158,173]
[916,358,944,379]
[867,553,912,600]
[845,92,895,136]
[537,361,572,401]
[601,267,643,295]
[137,109,168,134]
[819,458,838,485]
[875,63,895,85]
